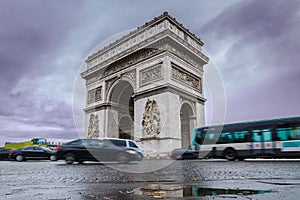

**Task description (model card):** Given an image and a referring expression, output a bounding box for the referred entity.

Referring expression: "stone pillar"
[105,107,119,138]
[135,92,181,158]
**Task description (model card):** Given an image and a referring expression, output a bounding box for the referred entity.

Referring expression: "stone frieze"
[140,64,162,86]
[87,86,102,104]
[171,64,202,93]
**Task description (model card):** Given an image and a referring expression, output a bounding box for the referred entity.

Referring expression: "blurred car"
[170,148,199,160]
[8,146,57,162]
[0,148,11,160]
[55,139,141,164]
[103,138,144,160]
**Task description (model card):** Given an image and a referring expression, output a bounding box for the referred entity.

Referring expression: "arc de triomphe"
[81,12,209,158]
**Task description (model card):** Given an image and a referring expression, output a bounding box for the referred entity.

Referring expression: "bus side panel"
[199,143,253,159]
[275,140,300,158]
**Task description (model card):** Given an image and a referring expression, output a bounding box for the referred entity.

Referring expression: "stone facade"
[81,12,208,158]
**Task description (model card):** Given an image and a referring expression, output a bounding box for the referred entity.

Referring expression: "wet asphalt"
[1,159,300,199]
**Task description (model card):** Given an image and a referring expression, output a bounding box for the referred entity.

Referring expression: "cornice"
[84,12,206,71]
[81,34,208,80]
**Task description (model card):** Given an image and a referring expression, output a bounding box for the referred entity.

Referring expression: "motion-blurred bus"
[192,116,300,160]
[4,138,48,149]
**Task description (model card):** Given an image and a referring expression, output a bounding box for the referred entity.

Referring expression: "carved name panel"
[171,64,202,93]
[140,64,163,86]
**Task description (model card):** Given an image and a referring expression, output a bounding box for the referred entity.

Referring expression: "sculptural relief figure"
[87,114,99,139]
[142,99,161,136]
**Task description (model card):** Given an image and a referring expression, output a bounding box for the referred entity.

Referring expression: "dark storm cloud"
[1,0,299,145]
[0,1,84,86]
[199,0,300,122]
[0,0,85,144]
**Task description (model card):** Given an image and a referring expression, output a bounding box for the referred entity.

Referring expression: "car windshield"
[36,146,52,151]
[82,140,106,147]
[109,139,126,147]
[67,140,83,145]
[129,141,138,148]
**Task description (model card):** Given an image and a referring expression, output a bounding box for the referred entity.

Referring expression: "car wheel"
[16,155,24,162]
[116,153,129,164]
[50,155,57,161]
[64,153,76,164]
[224,148,237,161]
[137,153,143,161]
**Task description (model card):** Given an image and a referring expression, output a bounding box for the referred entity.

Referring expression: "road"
[1,159,300,199]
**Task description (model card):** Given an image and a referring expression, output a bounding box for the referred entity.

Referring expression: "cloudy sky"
[0,0,299,146]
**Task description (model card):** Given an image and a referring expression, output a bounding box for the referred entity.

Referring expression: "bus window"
[262,130,272,142]
[252,131,262,142]
[276,128,293,141]
[295,127,300,139]
[31,138,47,146]
[194,130,205,145]
[218,132,233,144]
[233,131,250,143]
[207,133,218,144]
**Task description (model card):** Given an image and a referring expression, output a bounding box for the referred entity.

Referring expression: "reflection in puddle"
[134,184,272,198]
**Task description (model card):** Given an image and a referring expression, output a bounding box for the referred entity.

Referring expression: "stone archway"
[180,103,194,148]
[108,80,134,139]
[82,13,209,158]
[119,116,133,139]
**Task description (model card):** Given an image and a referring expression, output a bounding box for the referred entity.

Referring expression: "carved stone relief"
[124,69,136,84]
[87,86,102,104]
[87,114,99,139]
[140,64,162,86]
[171,64,202,93]
[105,77,118,95]
[142,99,161,136]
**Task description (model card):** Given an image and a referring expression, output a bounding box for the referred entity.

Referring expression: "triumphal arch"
[81,12,209,158]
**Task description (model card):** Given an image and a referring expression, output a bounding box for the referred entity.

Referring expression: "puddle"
[134,184,272,198]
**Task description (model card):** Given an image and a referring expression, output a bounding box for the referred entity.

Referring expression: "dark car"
[55,139,141,164]
[8,146,57,162]
[0,148,11,160]
[170,148,199,160]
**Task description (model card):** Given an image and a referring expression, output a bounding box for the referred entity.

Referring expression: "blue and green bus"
[192,116,300,160]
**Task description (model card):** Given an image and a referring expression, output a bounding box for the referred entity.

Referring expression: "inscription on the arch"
[140,64,163,86]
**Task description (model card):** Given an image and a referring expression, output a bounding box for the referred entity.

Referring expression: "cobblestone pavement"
[1,159,300,199]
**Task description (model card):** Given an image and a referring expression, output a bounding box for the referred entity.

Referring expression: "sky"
[0,0,299,146]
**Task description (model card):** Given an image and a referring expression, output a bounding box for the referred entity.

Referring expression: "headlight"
[126,150,137,154]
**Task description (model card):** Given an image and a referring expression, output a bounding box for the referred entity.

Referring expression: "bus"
[192,116,300,160]
[4,138,48,149]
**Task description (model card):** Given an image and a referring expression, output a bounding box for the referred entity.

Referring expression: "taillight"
[9,150,14,155]
[56,146,62,151]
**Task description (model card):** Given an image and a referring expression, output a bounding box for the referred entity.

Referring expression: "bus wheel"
[224,148,236,161]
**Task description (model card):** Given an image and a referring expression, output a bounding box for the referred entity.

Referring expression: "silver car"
[104,138,144,160]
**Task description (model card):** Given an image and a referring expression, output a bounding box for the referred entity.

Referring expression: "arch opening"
[108,80,134,139]
[180,103,194,148]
